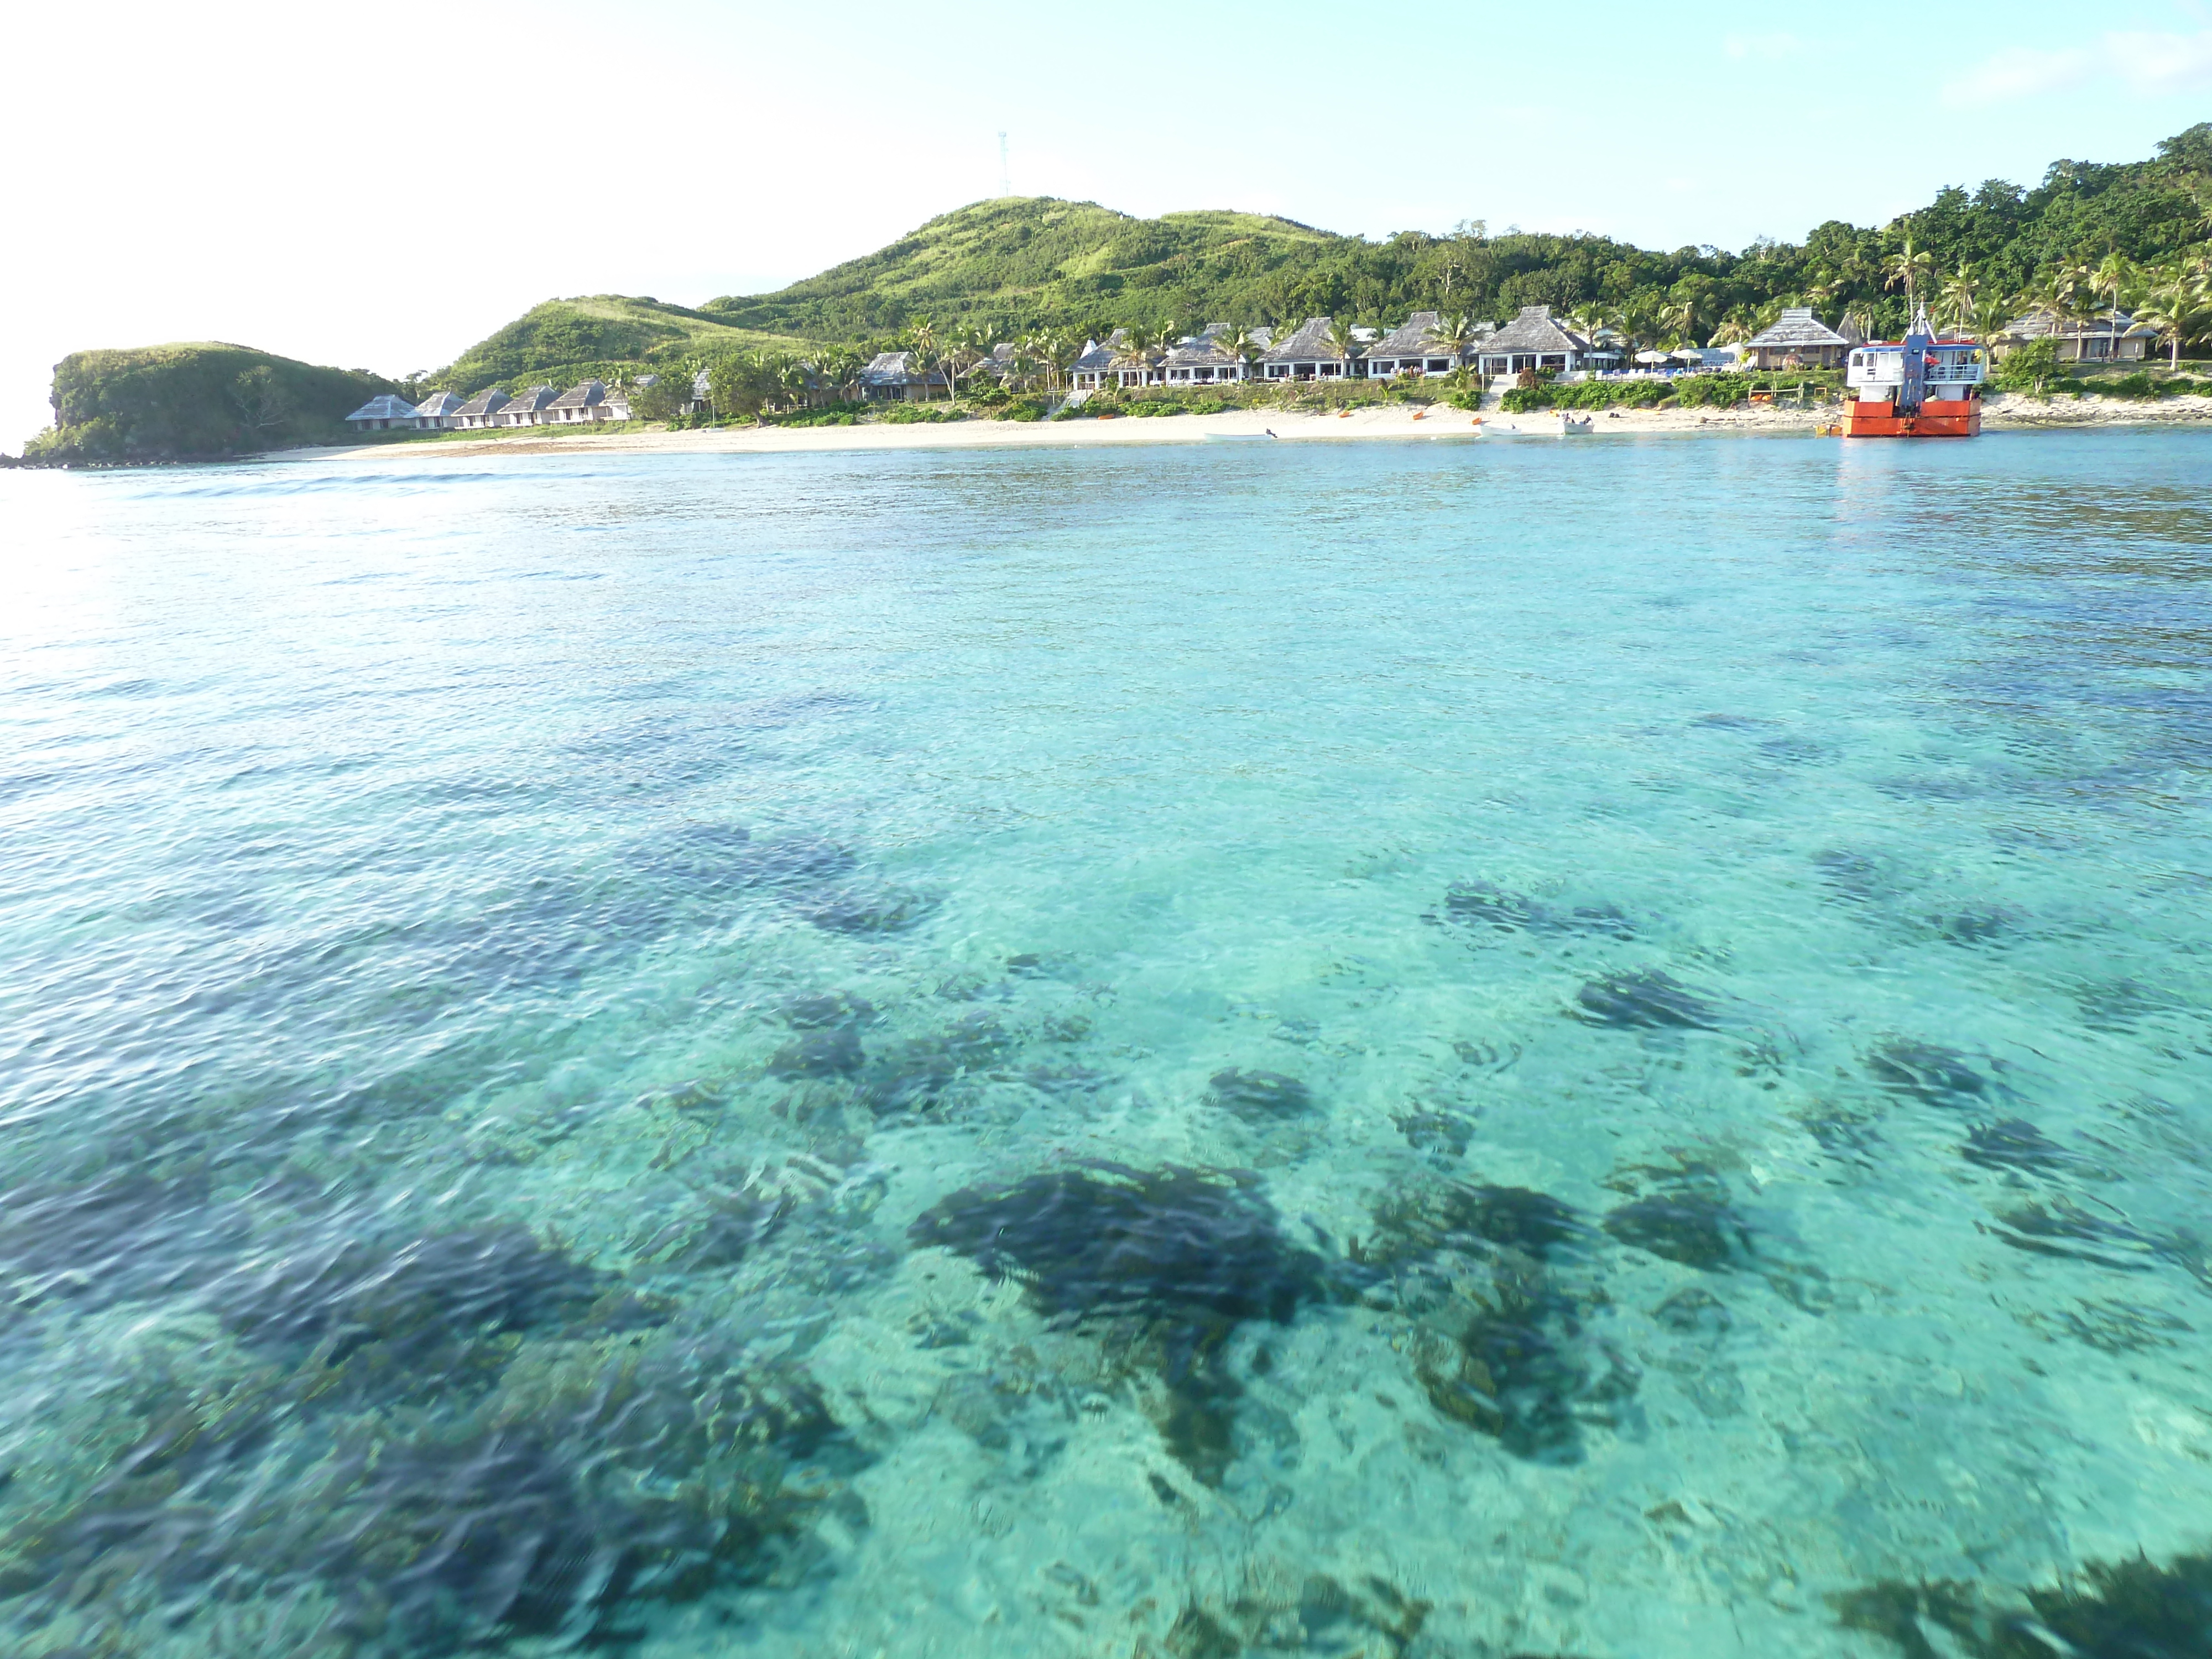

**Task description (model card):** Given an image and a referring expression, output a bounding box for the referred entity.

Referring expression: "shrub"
[1500,387,1553,413]
[2098,372,2162,400]
[874,404,959,424]
[1671,375,1743,409]
[1993,338,2061,393]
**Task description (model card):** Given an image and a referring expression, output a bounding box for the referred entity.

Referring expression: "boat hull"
[1844,396,1981,439]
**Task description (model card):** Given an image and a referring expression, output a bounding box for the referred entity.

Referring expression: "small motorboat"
[1557,413,1594,435]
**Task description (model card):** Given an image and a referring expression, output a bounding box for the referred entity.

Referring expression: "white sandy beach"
[275,387,2212,465]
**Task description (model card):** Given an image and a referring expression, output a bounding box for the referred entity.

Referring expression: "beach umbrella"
[1635,349,1671,364]
[1672,347,1705,361]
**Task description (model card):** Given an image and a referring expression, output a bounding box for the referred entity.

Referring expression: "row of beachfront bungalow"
[346,377,670,432]
[1058,309,1568,391]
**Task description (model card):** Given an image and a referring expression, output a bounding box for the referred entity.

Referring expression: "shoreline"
[255,390,2212,465]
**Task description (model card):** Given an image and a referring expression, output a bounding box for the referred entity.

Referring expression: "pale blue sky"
[8,0,2211,445]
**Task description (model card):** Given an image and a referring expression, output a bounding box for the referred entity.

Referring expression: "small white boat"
[1558,413,1594,435]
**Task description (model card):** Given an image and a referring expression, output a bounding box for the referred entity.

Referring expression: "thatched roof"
[1260,317,1351,363]
[546,379,607,411]
[861,351,946,387]
[1072,330,1125,372]
[412,390,466,416]
[1365,311,1453,360]
[344,394,417,421]
[454,388,511,418]
[1164,326,1248,368]
[1744,307,1848,349]
[1479,306,1591,355]
[506,385,561,413]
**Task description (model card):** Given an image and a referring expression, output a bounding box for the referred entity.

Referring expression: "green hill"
[24,344,400,465]
[435,295,812,394]
[698,197,1353,336]
[693,124,2211,347]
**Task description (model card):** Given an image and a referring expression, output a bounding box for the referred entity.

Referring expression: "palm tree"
[1884,234,1934,315]
[1324,316,1363,378]
[1710,307,1758,347]
[2090,251,2138,363]
[1212,326,1259,385]
[2136,259,2210,368]
[1112,323,1162,389]
[1938,264,1980,337]
[779,358,813,411]
[906,319,944,401]
[1429,312,1477,372]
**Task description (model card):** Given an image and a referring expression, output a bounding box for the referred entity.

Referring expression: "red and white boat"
[1843,305,1986,437]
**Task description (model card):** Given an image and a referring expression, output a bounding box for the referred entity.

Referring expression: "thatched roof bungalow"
[498,385,561,427]
[451,388,510,430]
[1070,331,1124,394]
[410,390,466,429]
[1260,317,1354,380]
[1363,311,1461,379]
[545,379,611,423]
[1473,306,1592,378]
[1994,307,2156,363]
[859,351,947,403]
[1160,324,1251,385]
[344,394,418,432]
[1741,307,1851,369]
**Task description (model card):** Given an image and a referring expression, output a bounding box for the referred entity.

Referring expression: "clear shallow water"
[1,431,2209,1657]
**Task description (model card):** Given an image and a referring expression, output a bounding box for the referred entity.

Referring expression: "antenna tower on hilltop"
[998,132,1011,198]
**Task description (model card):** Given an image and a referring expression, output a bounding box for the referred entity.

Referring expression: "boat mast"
[1900,303,1933,415]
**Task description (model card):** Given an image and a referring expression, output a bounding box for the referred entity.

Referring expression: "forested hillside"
[690,122,2211,350]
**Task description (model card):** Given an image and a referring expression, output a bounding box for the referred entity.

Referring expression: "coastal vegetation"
[23,345,400,464]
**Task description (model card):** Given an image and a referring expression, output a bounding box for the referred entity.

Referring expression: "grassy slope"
[25,343,399,463]
[698,197,1349,338]
[436,295,812,393]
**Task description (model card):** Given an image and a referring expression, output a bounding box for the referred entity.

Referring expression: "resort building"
[410,390,466,429]
[1473,306,1593,379]
[1159,325,1253,386]
[1360,311,1460,378]
[451,389,511,430]
[1993,307,2156,362]
[497,385,561,427]
[343,394,419,432]
[545,379,611,423]
[1739,307,1852,370]
[601,383,633,421]
[1068,333,1122,394]
[858,351,947,402]
[1260,317,1355,380]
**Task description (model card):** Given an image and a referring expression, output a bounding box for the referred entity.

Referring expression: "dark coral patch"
[1437,883,1635,940]
[1206,1069,1316,1121]
[1837,1549,2212,1658]
[770,1027,866,1078]
[909,1163,1324,1328]
[1963,1119,2070,1172]
[9,1340,855,1651]
[1573,970,1719,1030]
[1603,1187,1750,1271]
[910,1164,1327,1486]
[1358,1180,1590,1270]
[1867,1040,1994,1108]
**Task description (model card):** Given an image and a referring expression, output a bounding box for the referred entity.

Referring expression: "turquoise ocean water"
[2,430,2209,1657]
